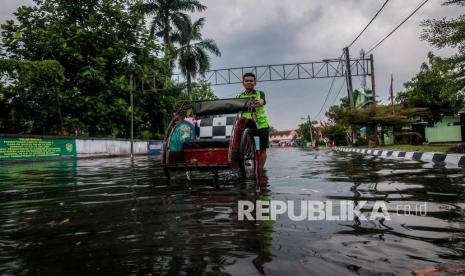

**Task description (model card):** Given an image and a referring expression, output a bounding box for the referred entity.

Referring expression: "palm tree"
[140,0,206,47]
[172,17,221,98]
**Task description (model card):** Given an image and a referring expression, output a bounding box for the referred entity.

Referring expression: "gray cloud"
[1,0,462,130]
[200,0,462,129]
[0,0,34,20]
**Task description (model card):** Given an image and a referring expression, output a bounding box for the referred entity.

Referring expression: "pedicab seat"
[179,98,253,150]
[193,98,253,116]
[182,109,238,149]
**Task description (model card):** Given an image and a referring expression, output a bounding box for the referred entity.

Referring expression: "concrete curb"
[336,147,465,168]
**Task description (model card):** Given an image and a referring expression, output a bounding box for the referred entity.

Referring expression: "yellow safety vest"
[237,90,270,129]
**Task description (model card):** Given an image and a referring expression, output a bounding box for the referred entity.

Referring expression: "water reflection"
[0,157,278,275]
[0,150,464,275]
[320,151,465,274]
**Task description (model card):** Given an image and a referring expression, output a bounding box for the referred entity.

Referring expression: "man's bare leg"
[259,149,267,171]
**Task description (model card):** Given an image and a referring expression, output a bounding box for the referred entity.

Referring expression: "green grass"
[375,144,449,153]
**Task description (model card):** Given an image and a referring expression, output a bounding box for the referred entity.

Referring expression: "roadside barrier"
[0,135,151,162]
[336,147,465,168]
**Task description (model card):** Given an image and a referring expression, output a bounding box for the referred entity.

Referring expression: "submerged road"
[1,148,465,275]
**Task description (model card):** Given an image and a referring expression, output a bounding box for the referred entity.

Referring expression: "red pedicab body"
[162,98,260,183]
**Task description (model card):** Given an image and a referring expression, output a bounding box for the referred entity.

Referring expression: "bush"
[353,137,368,147]
[448,143,465,153]
[153,133,165,140]
[140,130,153,140]
[394,132,423,145]
[368,134,380,148]
[140,131,165,140]
[321,125,348,146]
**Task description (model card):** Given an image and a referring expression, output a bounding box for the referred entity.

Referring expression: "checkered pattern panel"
[197,114,236,139]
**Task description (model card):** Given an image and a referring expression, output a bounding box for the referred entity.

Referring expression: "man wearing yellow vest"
[237,73,270,171]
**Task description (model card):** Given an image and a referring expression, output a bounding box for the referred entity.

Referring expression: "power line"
[319,79,346,121]
[314,52,344,119]
[367,0,430,54]
[330,78,347,107]
[316,1,390,119]
[347,0,390,48]
[377,0,427,41]
[316,79,345,121]
[367,0,428,53]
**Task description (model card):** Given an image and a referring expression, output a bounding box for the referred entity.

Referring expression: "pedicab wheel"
[239,128,259,184]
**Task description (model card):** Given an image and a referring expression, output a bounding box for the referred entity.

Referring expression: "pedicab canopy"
[193,98,254,116]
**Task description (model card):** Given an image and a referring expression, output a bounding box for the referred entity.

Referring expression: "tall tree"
[1,0,173,137]
[421,0,465,92]
[140,0,206,46]
[296,121,313,144]
[177,79,217,102]
[172,17,221,98]
[397,52,464,124]
[0,59,65,134]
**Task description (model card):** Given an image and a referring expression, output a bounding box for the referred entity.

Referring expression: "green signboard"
[0,137,76,160]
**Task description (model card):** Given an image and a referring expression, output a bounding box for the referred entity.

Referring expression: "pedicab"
[162,98,261,184]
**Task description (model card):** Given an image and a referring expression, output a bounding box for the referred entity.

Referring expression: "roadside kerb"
[336,147,463,168]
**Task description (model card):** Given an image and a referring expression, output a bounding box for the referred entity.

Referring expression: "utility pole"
[301,115,314,147]
[344,47,357,144]
[307,115,314,146]
[370,54,376,105]
[344,47,354,108]
[130,74,134,158]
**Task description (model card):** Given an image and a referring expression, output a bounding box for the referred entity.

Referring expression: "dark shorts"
[256,127,269,149]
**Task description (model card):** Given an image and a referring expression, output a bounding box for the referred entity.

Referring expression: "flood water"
[1,148,465,275]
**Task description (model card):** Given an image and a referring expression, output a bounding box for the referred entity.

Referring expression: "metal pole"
[308,115,314,145]
[130,74,134,158]
[344,47,354,107]
[369,54,377,145]
[370,54,376,105]
[345,47,357,144]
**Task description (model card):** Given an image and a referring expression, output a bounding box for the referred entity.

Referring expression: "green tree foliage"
[421,0,465,53]
[338,96,351,109]
[417,0,465,114]
[172,17,221,98]
[442,0,465,5]
[177,79,217,102]
[397,52,464,124]
[139,0,206,46]
[335,90,365,110]
[0,59,65,133]
[296,121,314,143]
[327,105,422,128]
[321,125,347,146]
[1,0,173,137]
[325,99,426,146]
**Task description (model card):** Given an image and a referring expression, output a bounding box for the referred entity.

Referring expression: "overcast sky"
[1,0,462,129]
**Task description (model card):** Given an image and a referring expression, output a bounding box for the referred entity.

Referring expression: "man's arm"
[253,91,266,107]
[260,91,266,105]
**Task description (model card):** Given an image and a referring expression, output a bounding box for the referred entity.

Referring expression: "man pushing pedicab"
[237,73,271,172]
